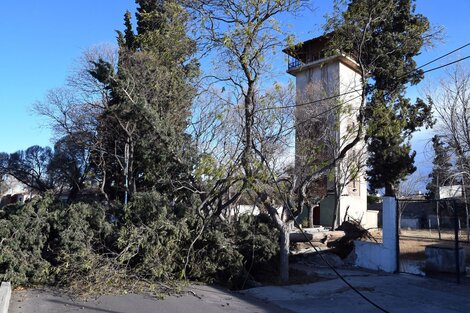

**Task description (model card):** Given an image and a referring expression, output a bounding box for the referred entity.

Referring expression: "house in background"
[439,185,464,199]
[283,34,371,229]
[0,174,34,207]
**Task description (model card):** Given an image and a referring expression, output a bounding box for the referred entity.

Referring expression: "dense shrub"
[186,213,279,289]
[0,195,53,286]
[115,192,190,281]
[0,192,279,292]
[48,202,114,287]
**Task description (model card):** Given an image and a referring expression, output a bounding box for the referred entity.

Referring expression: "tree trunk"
[308,205,314,227]
[385,182,396,197]
[279,223,290,282]
[290,230,346,242]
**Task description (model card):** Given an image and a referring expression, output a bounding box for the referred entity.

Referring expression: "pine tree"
[327,0,435,195]
[90,0,199,202]
[426,135,453,199]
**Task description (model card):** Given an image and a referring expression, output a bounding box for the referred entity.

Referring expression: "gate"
[397,198,470,284]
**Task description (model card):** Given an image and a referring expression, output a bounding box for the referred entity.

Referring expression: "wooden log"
[289,231,345,243]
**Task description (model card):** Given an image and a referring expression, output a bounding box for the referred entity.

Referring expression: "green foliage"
[0,192,279,291]
[187,220,245,287]
[328,0,434,195]
[91,0,199,202]
[187,213,279,289]
[426,135,453,199]
[0,146,54,193]
[115,192,189,281]
[0,195,53,286]
[367,194,381,204]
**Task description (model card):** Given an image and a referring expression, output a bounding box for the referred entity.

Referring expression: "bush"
[186,213,279,289]
[48,202,114,287]
[0,195,53,286]
[0,191,280,292]
[113,192,190,281]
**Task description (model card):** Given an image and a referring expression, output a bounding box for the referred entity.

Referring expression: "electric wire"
[420,56,470,74]
[197,45,470,311]
[259,151,390,312]
[256,43,470,312]
[287,206,390,312]
[415,43,470,71]
[256,42,470,113]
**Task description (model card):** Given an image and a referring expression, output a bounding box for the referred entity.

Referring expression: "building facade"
[284,35,368,228]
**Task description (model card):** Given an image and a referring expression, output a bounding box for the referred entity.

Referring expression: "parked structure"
[283,34,368,228]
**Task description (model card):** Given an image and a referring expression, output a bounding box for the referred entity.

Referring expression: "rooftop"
[283,33,359,75]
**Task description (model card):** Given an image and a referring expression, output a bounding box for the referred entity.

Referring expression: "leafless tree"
[33,44,118,200]
[396,173,427,232]
[428,64,470,241]
[185,0,369,281]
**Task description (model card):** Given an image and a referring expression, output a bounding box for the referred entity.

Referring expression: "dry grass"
[367,228,470,263]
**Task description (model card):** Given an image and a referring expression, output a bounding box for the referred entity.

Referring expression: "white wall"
[337,61,367,226]
[363,210,379,229]
[355,197,398,273]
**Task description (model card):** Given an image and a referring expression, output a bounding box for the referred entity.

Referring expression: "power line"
[416,42,470,71]
[251,43,470,313]
[288,210,390,312]
[421,56,470,74]
[258,153,390,312]
[278,94,363,135]
[256,43,470,113]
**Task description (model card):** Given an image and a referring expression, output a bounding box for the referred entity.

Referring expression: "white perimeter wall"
[355,197,398,272]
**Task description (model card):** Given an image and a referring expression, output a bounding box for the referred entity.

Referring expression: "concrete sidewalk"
[243,269,470,313]
[9,284,289,313]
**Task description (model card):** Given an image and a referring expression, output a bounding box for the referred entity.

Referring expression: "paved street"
[10,268,470,313]
[10,285,289,313]
[242,268,470,313]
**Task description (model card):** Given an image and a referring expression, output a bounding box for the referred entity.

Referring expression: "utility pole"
[436,174,441,240]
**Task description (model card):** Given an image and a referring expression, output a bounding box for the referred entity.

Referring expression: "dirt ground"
[368,228,470,263]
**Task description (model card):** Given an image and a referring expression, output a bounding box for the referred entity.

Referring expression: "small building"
[439,185,463,199]
[283,34,368,228]
[0,174,33,206]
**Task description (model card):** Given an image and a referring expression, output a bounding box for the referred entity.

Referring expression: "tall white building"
[284,34,368,228]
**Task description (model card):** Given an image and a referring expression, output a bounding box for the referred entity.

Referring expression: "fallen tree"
[289,230,346,243]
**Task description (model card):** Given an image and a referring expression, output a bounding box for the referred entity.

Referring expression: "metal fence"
[397,198,470,284]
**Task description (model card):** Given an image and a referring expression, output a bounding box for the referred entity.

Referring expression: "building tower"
[283,34,368,228]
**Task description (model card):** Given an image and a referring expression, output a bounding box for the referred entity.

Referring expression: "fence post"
[453,199,461,284]
[395,197,400,273]
[436,200,442,240]
[383,197,398,272]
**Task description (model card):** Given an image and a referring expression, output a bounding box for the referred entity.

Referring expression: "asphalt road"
[10,285,290,313]
[10,268,470,313]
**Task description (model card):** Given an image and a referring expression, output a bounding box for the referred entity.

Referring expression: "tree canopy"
[89,0,199,202]
[327,0,435,195]
[426,135,453,199]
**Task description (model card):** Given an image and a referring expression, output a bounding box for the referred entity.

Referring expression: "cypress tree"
[327,0,434,195]
[426,135,453,199]
[90,0,199,201]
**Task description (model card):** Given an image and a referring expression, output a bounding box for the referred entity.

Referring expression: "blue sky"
[0,1,136,152]
[0,1,469,182]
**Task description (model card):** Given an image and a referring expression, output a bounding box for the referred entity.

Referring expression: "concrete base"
[425,245,466,273]
[354,197,397,273]
[354,241,397,273]
[0,282,11,313]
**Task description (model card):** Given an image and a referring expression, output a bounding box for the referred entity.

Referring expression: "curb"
[0,282,11,313]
